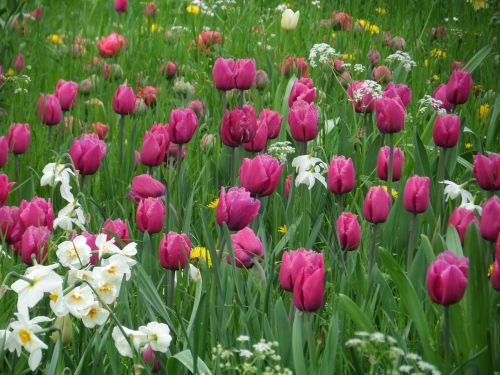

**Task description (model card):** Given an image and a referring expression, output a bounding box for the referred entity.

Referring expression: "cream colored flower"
[281,9,299,31]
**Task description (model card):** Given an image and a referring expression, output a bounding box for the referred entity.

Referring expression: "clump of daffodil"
[191,246,212,267]
[479,103,489,120]
[186,4,200,14]
[430,48,446,59]
[207,198,219,209]
[357,19,380,35]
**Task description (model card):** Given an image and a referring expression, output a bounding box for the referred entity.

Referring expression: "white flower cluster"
[268,141,295,163]
[311,0,321,9]
[353,64,365,73]
[191,0,215,16]
[211,0,237,11]
[352,80,382,102]
[292,155,328,190]
[275,4,289,12]
[418,95,447,115]
[385,51,417,72]
[1,73,31,94]
[308,43,337,68]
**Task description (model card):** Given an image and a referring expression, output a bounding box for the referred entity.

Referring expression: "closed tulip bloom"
[448,208,478,244]
[426,251,468,305]
[141,128,169,167]
[20,225,51,265]
[188,100,205,119]
[336,212,361,251]
[136,198,165,234]
[377,146,404,181]
[14,53,25,72]
[36,94,62,125]
[165,143,186,164]
[284,175,292,199]
[7,123,30,154]
[97,32,126,58]
[403,176,430,214]
[0,174,14,205]
[363,186,391,223]
[0,206,23,244]
[69,134,107,175]
[143,345,161,372]
[113,85,136,115]
[254,69,269,91]
[168,108,198,144]
[480,196,500,241]
[220,106,257,147]
[235,59,256,90]
[92,122,109,140]
[293,265,324,312]
[279,248,324,291]
[216,187,260,230]
[331,11,351,30]
[258,109,282,139]
[473,153,500,191]
[383,83,412,108]
[212,58,236,91]
[115,0,127,12]
[288,78,316,107]
[288,99,318,141]
[368,50,380,65]
[433,114,460,148]
[372,65,392,83]
[19,197,54,230]
[347,81,376,113]
[159,231,192,270]
[432,83,453,111]
[446,70,473,105]
[55,79,78,111]
[129,174,166,202]
[144,3,157,17]
[375,97,405,133]
[242,115,267,152]
[281,9,300,31]
[0,137,7,168]
[327,156,355,194]
[226,227,264,268]
[102,218,129,245]
[239,155,284,196]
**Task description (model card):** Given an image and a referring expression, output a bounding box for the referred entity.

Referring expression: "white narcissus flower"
[53,199,86,232]
[112,326,147,357]
[56,236,92,269]
[92,276,120,305]
[48,287,69,317]
[5,312,52,371]
[40,162,74,188]
[139,322,172,353]
[189,264,202,282]
[292,155,328,190]
[81,303,110,328]
[64,285,95,319]
[440,180,473,204]
[281,9,299,31]
[67,267,96,286]
[94,234,137,266]
[96,253,132,282]
[11,264,63,316]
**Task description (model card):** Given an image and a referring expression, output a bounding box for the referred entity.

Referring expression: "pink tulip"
[433,114,460,148]
[284,175,292,199]
[36,94,62,125]
[0,137,7,168]
[472,153,500,191]
[136,198,165,234]
[7,123,30,154]
[92,122,109,140]
[403,176,430,214]
[331,11,351,30]
[220,106,257,147]
[97,32,126,58]
[72,231,99,265]
[226,227,264,268]
[0,206,23,244]
[188,100,205,119]
[375,97,405,133]
[14,53,25,72]
[288,78,316,107]
[293,265,325,312]
[279,248,324,291]
[69,134,107,175]
[432,84,453,111]
[242,116,267,152]
[143,345,161,372]
[239,155,284,196]
[129,174,166,202]
[368,50,380,65]
[363,186,391,223]
[165,143,186,164]
[491,234,500,290]
[235,59,256,90]
[336,212,361,251]
[212,58,236,91]
[19,198,54,230]
[383,83,412,108]
[327,156,355,194]
[446,70,473,105]
[480,196,500,241]
[0,174,14,205]
[254,69,269,91]
[55,79,78,111]
[168,108,198,144]
[159,231,192,270]
[20,225,51,265]
[426,251,468,305]
[258,109,282,139]
[371,65,392,83]
[144,3,157,18]
[347,81,376,113]
[141,127,170,167]
[216,187,260,230]
[377,146,404,181]
[288,99,318,142]
[448,208,478,244]
[102,218,129,245]
[113,85,136,115]
[114,0,127,12]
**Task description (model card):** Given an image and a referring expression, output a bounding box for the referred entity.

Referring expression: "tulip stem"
[305,313,316,372]
[118,115,125,167]
[48,126,53,146]
[407,214,417,271]
[438,147,447,234]
[230,147,236,185]
[387,133,394,195]
[253,259,266,285]
[368,224,378,276]
[444,305,451,372]
[298,141,307,155]
[167,270,176,308]
[338,194,344,213]
[14,154,20,182]
[239,90,244,108]
[222,91,227,113]
[177,144,183,219]
[363,113,370,137]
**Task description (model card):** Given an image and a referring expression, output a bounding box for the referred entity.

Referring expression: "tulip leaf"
[166,349,211,374]
[485,93,500,150]
[464,44,492,74]
[445,225,463,256]
[413,129,431,178]
[292,311,307,375]
[306,213,323,249]
[337,293,375,332]
[44,339,60,375]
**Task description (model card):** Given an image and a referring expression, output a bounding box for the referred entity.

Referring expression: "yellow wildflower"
[47,34,64,44]
[207,198,219,209]
[342,53,355,61]
[186,4,200,14]
[423,59,429,67]
[368,24,380,35]
[6,68,14,77]
[433,74,440,81]
[382,185,398,199]
[465,143,473,151]
[357,19,367,29]
[191,246,212,267]
[375,7,387,15]
[468,0,488,10]
[150,23,163,33]
[331,32,336,39]
[479,104,489,120]
[430,48,446,59]
[487,263,493,278]
[278,225,288,234]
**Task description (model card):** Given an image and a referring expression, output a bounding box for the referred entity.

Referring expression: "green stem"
[444,305,451,372]
[305,313,316,372]
[118,115,125,167]
[167,270,176,308]
[14,154,20,183]
[369,224,379,276]
[222,90,227,114]
[177,143,183,219]
[387,133,394,194]
[239,90,244,108]
[252,258,266,285]
[407,214,417,270]
[298,141,307,155]
[438,147,447,234]
[230,147,236,185]
[1,271,35,287]
[364,113,370,137]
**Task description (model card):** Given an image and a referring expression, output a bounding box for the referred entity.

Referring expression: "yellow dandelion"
[433,74,440,81]
[186,4,200,14]
[357,19,367,29]
[479,104,489,120]
[375,7,387,15]
[150,23,163,33]
[191,246,212,267]
[430,48,446,59]
[465,143,473,151]
[487,263,493,278]
[47,34,64,44]
[368,24,380,35]
[207,198,219,209]
[278,225,288,234]
[6,68,14,77]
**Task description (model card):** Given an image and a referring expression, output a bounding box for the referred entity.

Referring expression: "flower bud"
[113,85,135,115]
[254,69,269,91]
[376,146,404,182]
[212,58,235,91]
[375,97,405,133]
[136,198,165,234]
[281,9,300,31]
[327,156,355,194]
[288,99,318,142]
[446,70,473,105]
[55,79,78,111]
[371,65,392,83]
[168,108,198,144]
[226,227,264,268]
[336,212,361,251]
[448,208,478,244]
[239,155,284,196]
[216,187,260,230]
[69,134,107,175]
[426,251,468,305]
[403,176,430,214]
[363,186,391,223]
[159,231,192,270]
[36,95,62,125]
[472,153,500,191]
[433,114,460,148]
[7,123,30,154]
[480,196,500,242]
[129,174,166,202]
[20,225,50,265]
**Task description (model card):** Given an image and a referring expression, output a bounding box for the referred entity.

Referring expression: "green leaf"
[44,339,60,375]
[166,349,211,374]
[445,225,463,256]
[486,94,500,150]
[464,45,492,74]
[337,294,375,332]
[292,311,307,375]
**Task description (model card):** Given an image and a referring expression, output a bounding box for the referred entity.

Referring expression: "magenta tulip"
[259,109,282,139]
[375,97,405,133]
[383,83,412,107]
[20,225,51,265]
[19,198,54,230]
[168,108,198,144]
[327,156,355,194]
[0,174,14,206]
[69,134,107,175]
[480,196,500,241]
[55,79,78,111]
[433,114,460,148]
[143,345,161,372]
[288,99,318,142]
[115,0,127,12]
[226,227,264,268]
[216,187,260,230]
[377,146,404,181]
[432,84,453,111]
[448,208,478,244]
[159,231,192,270]
[36,95,62,125]
[141,127,170,167]
[279,248,324,291]
[212,58,236,91]
[113,85,135,115]
[284,175,292,199]
[336,212,361,251]
[0,206,23,244]
[7,123,30,154]
[347,80,376,113]
[426,251,468,305]
[129,174,166,202]
[293,265,325,312]
[446,70,473,105]
[403,176,430,214]
[97,32,126,58]
[242,116,267,152]
[492,234,500,291]
[239,155,284,196]
[136,198,165,234]
[288,78,316,107]
[0,137,7,168]
[102,218,130,245]
[363,186,391,223]
[220,106,257,147]
[235,59,256,90]
[473,153,500,191]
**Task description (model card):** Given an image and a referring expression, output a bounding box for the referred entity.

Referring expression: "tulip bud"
[254,69,269,91]
[339,71,352,86]
[14,53,25,72]
[226,227,264,268]
[281,9,300,31]
[159,231,192,270]
[114,0,128,13]
[134,98,147,115]
[168,108,198,144]
[288,78,316,107]
[368,50,380,66]
[375,97,405,133]
[143,345,161,372]
[451,61,465,72]
[200,133,216,151]
[293,265,325,312]
[20,225,50,265]
[220,106,257,147]
[403,176,430,214]
[446,70,473,105]
[216,186,260,231]
[363,186,391,223]
[376,146,404,182]
[79,78,93,95]
[7,123,30,154]
[491,234,500,291]
[0,174,14,205]
[19,197,54,230]
[239,155,284,196]
[160,61,178,80]
[448,208,478,244]
[129,174,166,202]
[102,218,129,245]
[433,114,460,148]
[284,175,292,199]
[36,94,62,125]
[0,206,22,244]
[390,36,406,50]
[212,58,236,91]
[97,32,126,58]
[426,251,468,305]
[55,79,78,111]
[141,126,170,167]
[432,84,453,111]
[372,65,392,83]
[431,27,446,40]
[103,63,124,81]
[188,100,205,119]
[382,83,412,108]
[92,122,109,140]
[144,3,157,18]
[480,196,500,242]
[336,212,361,251]
[257,109,282,140]
[69,134,107,175]
[235,59,256,90]
[331,11,351,30]
[136,198,165,234]
[327,156,356,194]
[288,99,318,142]
[113,85,135,115]
[472,153,500,191]
[165,143,186,164]
[51,315,73,346]
[279,248,323,291]
[0,137,7,168]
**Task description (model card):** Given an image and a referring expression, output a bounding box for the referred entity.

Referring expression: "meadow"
[0,0,499,374]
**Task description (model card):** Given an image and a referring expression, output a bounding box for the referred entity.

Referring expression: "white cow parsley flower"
[309,43,337,68]
[386,51,417,72]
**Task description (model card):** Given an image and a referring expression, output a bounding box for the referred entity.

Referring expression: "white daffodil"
[81,303,110,328]
[94,234,137,267]
[139,322,172,353]
[112,326,147,358]
[459,201,483,216]
[11,264,63,316]
[56,236,92,269]
[440,180,473,205]
[92,276,120,305]
[96,253,132,282]
[281,8,299,31]
[292,155,328,190]
[189,264,202,282]
[40,162,74,188]
[64,285,95,319]
[6,312,52,371]
[48,287,69,317]
[67,267,96,286]
[53,199,86,231]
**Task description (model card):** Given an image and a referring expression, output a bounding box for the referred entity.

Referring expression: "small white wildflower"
[370,332,385,342]
[352,80,382,102]
[386,51,417,72]
[308,43,336,68]
[253,341,272,353]
[237,335,250,342]
[406,352,421,361]
[353,64,365,72]
[239,349,253,358]
[399,365,413,373]
[345,338,363,347]
[268,141,295,163]
[418,360,437,371]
